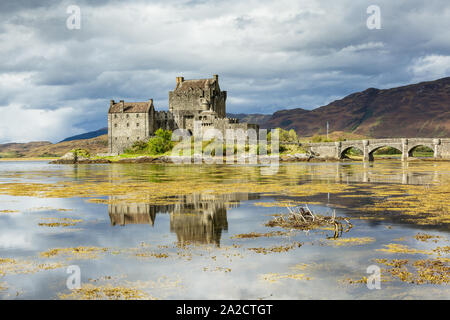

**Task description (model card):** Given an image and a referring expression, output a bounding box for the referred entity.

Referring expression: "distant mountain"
[227,113,272,126]
[60,127,107,142]
[261,77,450,138]
[0,141,53,158]
[0,135,108,158]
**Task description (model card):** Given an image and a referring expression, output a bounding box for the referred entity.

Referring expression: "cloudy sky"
[1,0,450,143]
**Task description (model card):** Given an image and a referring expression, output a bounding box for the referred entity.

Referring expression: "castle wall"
[201,118,259,137]
[108,112,151,154]
[154,111,177,131]
[214,91,226,118]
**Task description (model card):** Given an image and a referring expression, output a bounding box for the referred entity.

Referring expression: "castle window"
[126,114,129,118]
[114,114,117,119]
[136,122,139,127]
[127,123,129,127]
[136,114,139,118]
[114,123,117,128]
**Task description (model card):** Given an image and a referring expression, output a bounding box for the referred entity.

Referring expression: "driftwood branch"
[269,204,352,239]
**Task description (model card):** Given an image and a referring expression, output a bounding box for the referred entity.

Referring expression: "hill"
[0,135,108,158]
[227,113,272,126]
[262,77,450,138]
[60,127,107,142]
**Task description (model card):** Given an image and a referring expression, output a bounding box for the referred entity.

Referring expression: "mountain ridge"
[261,77,450,138]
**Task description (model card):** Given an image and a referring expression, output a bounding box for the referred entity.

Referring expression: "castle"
[108,74,258,154]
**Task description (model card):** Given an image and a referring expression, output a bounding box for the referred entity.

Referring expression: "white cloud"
[409,55,450,82]
[341,42,385,53]
[0,103,83,142]
[0,0,449,142]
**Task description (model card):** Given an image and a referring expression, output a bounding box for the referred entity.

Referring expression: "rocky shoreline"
[49,151,446,164]
[49,153,326,164]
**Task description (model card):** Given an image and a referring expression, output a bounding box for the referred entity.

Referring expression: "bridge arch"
[368,145,402,161]
[340,146,363,159]
[408,144,434,157]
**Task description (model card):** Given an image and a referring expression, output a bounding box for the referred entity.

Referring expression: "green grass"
[0,152,22,158]
[411,152,434,157]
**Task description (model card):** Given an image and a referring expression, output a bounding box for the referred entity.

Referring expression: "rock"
[117,158,136,163]
[50,152,111,164]
[80,159,111,164]
[49,159,74,164]
[135,156,158,163]
[280,154,296,162]
[49,152,76,164]
[61,152,75,161]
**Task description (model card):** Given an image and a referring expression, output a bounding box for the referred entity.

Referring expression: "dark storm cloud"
[0,0,449,142]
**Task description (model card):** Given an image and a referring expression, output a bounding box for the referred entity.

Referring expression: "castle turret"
[176,77,184,88]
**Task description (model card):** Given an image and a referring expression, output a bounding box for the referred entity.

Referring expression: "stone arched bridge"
[306,138,450,161]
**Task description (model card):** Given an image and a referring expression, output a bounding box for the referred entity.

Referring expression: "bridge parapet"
[306,137,450,161]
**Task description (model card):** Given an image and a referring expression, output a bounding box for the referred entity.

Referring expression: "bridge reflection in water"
[325,162,440,185]
[108,193,259,246]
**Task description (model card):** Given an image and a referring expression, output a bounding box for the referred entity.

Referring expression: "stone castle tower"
[108,75,258,154]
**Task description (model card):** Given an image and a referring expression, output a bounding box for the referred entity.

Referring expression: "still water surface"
[0,161,448,299]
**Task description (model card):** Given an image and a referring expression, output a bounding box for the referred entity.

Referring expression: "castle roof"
[108,101,152,113]
[175,78,216,91]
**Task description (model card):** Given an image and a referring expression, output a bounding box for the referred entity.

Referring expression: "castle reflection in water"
[108,193,259,246]
[105,161,442,246]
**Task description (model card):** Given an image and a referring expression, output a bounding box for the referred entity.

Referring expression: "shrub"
[268,128,299,143]
[148,129,173,155]
[125,140,148,154]
[71,148,90,158]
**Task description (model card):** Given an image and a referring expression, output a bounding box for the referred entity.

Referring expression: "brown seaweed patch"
[0,180,354,207]
[230,231,290,239]
[260,272,312,283]
[0,257,64,276]
[248,242,302,254]
[135,252,169,259]
[375,258,449,285]
[433,246,450,256]
[38,218,83,227]
[414,233,443,243]
[354,182,450,226]
[40,247,108,260]
[0,210,19,213]
[326,237,375,247]
[342,277,370,285]
[376,243,433,255]
[203,266,232,273]
[58,284,155,300]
